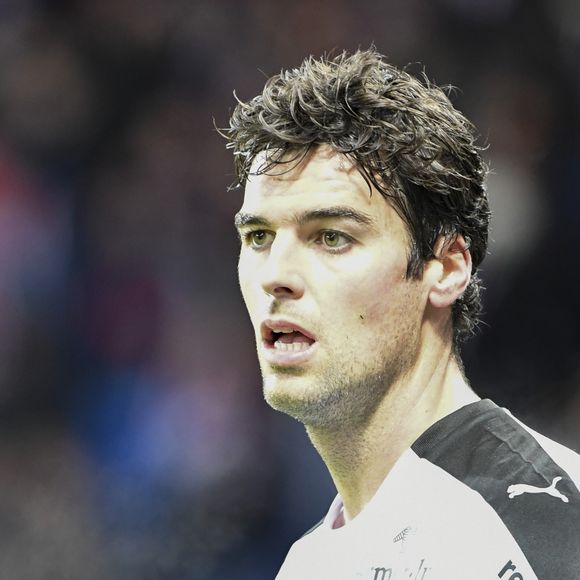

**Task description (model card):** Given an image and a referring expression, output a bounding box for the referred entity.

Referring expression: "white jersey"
[276,400,580,579]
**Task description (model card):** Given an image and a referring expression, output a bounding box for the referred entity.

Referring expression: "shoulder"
[507,412,580,492]
[412,400,580,577]
[411,399,580,493]
[300,517,324,538]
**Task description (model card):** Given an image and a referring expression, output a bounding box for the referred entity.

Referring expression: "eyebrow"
[234,206,375,230]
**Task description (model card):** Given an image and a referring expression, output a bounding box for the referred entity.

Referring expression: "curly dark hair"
[223,49,490,347]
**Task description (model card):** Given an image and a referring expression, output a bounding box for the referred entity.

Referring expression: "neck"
[306,340,478,524]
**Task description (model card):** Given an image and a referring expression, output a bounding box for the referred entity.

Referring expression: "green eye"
[248,230,273,248]
[319,230,352,251]
[323,231,340,247]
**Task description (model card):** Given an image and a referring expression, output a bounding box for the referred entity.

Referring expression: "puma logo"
[507,476,568,503]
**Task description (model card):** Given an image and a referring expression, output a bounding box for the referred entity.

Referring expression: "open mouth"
[262,321,316,353]
[270,330,315,352]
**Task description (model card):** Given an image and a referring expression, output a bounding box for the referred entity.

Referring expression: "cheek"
[238,257,256,313]
[342,260,407,316]
[344,272,422,346]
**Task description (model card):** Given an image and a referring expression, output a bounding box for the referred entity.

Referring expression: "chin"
[262,378,343,429]
[263,375,313,415]
[263,372,305,399]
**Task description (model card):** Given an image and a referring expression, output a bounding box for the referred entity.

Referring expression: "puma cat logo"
[507,476,568,503]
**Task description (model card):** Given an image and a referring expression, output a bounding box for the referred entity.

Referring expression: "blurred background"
[0,0,579,578]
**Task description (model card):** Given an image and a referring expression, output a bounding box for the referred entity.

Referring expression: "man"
[223,49,580,579]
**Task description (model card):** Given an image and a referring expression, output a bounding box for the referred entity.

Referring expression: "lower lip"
[261,341,318,367]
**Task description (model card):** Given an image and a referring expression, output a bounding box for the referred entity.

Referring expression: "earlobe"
[428,235,472,309]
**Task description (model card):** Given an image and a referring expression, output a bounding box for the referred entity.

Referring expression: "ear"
[427,234,472,309]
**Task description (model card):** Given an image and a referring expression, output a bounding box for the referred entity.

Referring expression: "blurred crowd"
[0,0,579,578]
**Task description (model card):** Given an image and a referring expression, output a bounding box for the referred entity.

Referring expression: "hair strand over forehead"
[221,48,490,348]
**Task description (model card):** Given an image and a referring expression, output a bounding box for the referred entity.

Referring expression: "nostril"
[273,285,295,296]
[261,270,305,299]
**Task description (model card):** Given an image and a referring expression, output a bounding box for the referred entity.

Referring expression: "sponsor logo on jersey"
[498,559,525,579]
[370,558,429,579]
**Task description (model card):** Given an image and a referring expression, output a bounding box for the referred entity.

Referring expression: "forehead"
[240,146,399,226]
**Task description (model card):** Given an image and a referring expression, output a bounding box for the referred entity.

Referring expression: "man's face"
[236,147,430,429]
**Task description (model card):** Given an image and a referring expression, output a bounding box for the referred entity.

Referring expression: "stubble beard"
[259,279,424,431]
[261,335,418,432]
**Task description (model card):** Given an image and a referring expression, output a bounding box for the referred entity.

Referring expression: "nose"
[260,235,305,299]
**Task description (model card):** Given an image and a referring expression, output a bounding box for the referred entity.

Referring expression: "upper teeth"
[274,329,295,334]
